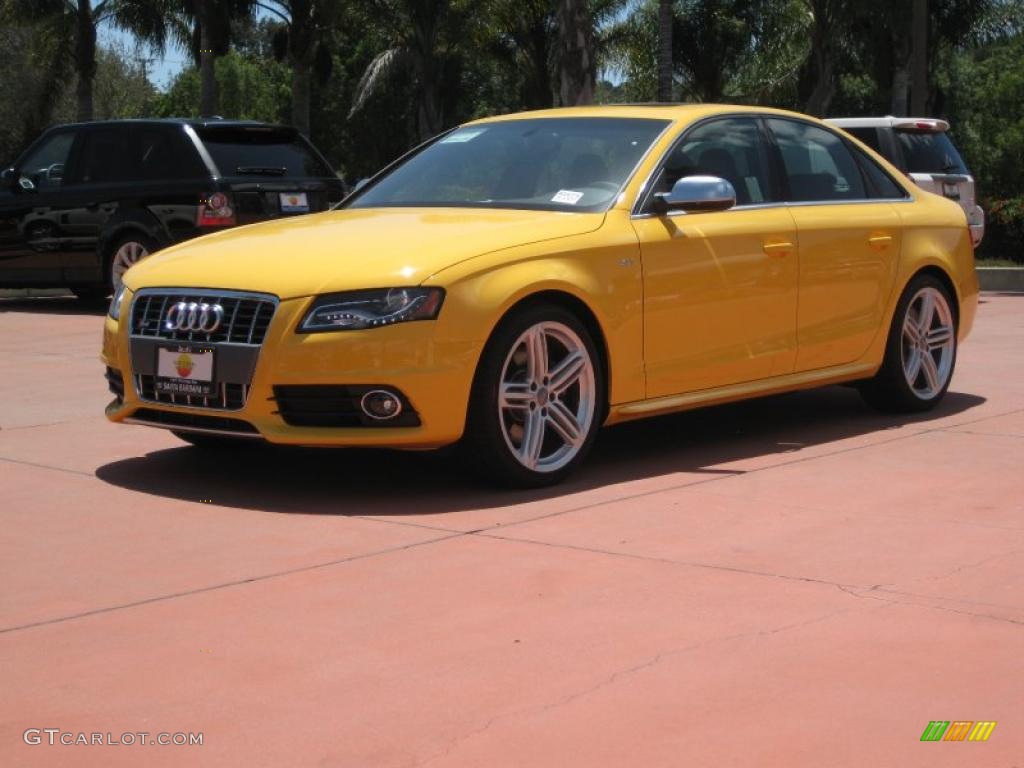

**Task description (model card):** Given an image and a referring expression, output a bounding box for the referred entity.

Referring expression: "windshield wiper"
[236,166,287,175]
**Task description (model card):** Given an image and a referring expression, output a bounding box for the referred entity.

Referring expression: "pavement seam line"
[478,405,1024,535]
[0,531,464,635]
[0,454,95,478]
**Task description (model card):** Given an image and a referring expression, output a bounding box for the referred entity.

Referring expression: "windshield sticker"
[552,189,585,205]
[440,128,485,144]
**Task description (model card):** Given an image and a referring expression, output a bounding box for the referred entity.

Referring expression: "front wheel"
[464,304,604,488]
[859,274,957,412]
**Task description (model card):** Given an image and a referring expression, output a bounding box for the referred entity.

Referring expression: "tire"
[463,303,605,488]
[172,430,261,451]
[859,273,958,413]
[106,233,157,294]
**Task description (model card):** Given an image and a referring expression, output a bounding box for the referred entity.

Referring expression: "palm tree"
[349,0,479,140]
[555,0,597,105]
[3,0,171,121]
[256,0,342,136]
[657,0,673,101]
[173,0,256,117]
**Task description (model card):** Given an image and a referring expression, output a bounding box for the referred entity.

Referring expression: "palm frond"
[348,46,412,117]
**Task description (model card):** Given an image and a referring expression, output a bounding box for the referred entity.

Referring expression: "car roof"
[48,118,295,132]
[465,103,829,125]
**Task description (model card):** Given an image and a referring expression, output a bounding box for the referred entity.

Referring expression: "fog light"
[361,390,403,420]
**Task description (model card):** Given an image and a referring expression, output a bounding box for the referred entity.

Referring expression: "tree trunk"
[657,0,673,102]
[910,0,928,114]
[556,0,596,106]
[800,0,836,117]
[292,64,311,136]
[74,0,97,121]
[198,4,218,117]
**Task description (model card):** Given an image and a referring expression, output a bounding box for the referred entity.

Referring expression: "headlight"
[298,287,445,332]
[108,284,128,321]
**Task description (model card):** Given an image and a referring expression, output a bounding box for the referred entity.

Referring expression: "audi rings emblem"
[164,301,225,333]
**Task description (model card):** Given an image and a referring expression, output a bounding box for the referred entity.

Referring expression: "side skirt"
[606,361,878,425]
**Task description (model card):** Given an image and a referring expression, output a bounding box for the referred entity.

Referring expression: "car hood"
[124,207,606,298]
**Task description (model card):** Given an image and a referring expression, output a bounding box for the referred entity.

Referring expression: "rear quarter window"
[135,126,208,181]
[896,131,969,174]
[196,127,334,179]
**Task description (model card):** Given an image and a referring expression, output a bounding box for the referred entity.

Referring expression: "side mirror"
[1,167,16,189]
[654,175,736,213]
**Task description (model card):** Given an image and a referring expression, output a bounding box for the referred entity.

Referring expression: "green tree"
[1,0,171,121]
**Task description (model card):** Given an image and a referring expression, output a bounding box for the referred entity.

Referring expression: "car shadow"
[95,386,987,516]
[0,295,107,316]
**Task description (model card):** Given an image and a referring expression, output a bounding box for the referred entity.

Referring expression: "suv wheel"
[859,274,957,412]
[108,234,156,293]
[464,304,604,488]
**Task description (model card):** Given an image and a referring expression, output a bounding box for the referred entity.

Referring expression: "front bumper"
[102,294,482,449]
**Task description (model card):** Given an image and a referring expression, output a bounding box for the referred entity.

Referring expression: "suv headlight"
[108,284,128,321]
[298,287,445,332]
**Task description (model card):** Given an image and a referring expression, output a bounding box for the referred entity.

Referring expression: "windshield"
[196,126,335,179]
[896,130,969,174]
[349,118,669,212]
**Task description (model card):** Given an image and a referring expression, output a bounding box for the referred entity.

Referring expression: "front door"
[632,117,799,398]
[0,128,79,284]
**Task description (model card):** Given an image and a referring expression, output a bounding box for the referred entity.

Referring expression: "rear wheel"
[108,234,156,293]
[859,274,957,412]
[464,304,604,488]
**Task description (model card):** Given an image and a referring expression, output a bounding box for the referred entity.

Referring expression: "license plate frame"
[279,192,310,213]
[154,346,216,397]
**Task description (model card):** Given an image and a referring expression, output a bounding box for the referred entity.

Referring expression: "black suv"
[0,119,346,298]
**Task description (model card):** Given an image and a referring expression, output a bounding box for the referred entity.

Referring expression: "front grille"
[129,289,277,412]
[273,385,421,428]
[131,291,276,345]
[105,366,125,402]
[136,374,247,410]
[128,408,261,436]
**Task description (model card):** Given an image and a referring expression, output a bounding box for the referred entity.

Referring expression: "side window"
[852,147,907,199]
[767,119,866,202]
[73,126,134,184]
[135,127,206,181]
[845,126,884,155]
[17,131,76,192]
[653,117,777,205]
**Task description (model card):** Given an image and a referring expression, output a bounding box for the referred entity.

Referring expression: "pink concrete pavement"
[0,293,1021,766]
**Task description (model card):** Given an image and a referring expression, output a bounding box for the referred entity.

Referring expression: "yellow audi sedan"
[102,104,978,486]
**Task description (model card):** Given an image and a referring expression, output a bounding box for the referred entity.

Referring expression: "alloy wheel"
[901,286,955,399]
[111,241,149,290]
[498,321,596,473]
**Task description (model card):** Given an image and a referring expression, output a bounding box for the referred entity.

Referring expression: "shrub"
[977,196,1024,263]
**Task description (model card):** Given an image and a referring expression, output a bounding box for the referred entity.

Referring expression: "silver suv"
[826,116,984,245]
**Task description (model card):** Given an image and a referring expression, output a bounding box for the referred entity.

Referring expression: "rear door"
[192,125,345,224]
[765,118,906,372]
[59,123,136,283]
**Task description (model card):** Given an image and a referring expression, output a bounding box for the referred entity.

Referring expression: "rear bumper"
[102,297,482,449]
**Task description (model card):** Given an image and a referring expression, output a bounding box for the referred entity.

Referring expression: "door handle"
[868,233,893,249]
[762,240,793,257]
